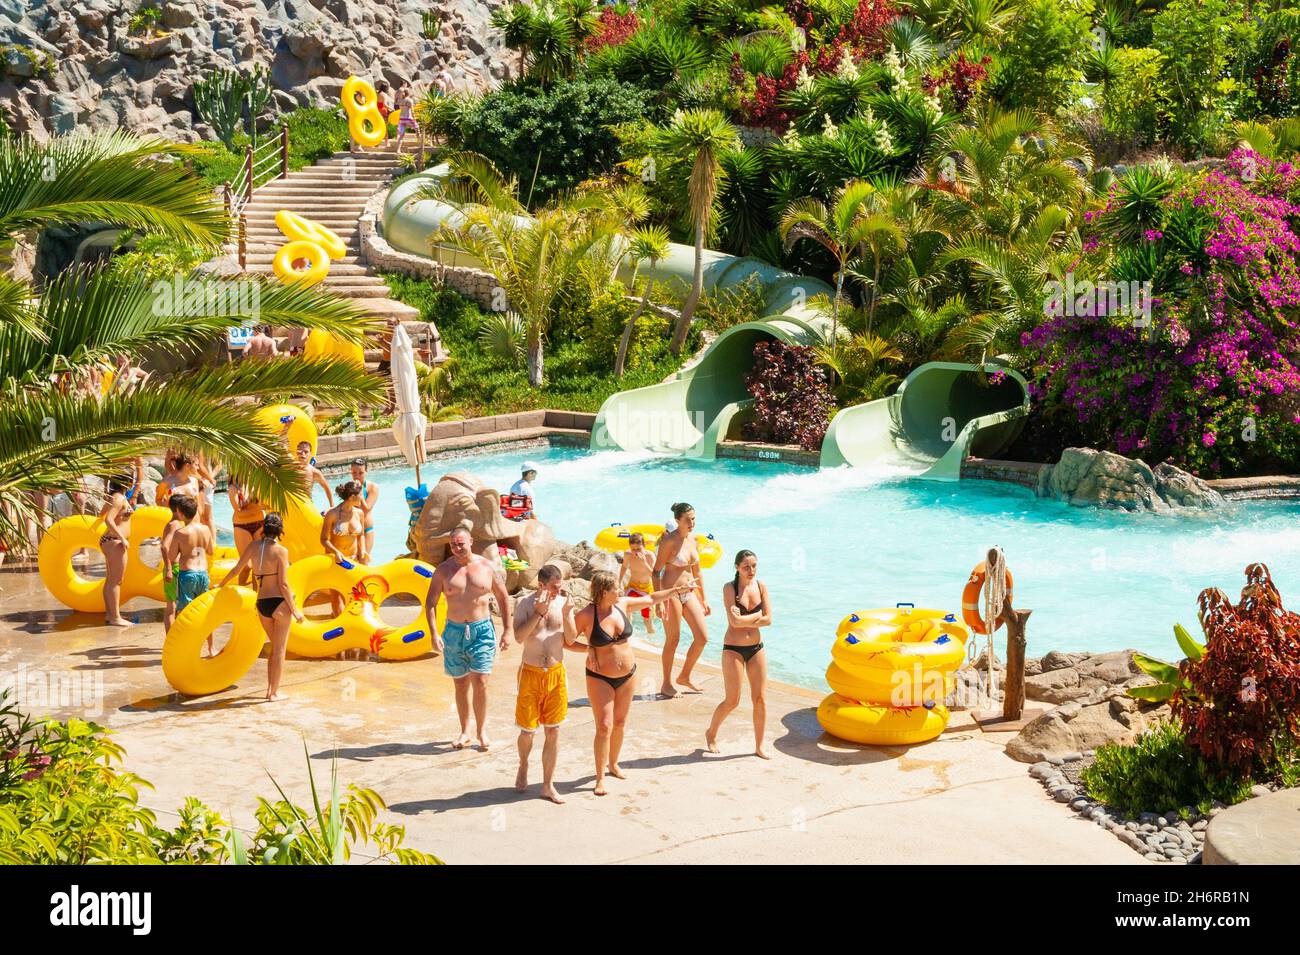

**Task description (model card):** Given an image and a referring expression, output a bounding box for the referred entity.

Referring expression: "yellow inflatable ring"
[348,111,387,148]
[38,507,171,612]
[272,240,330,287]
[256,403,318,460]
[825,661,955,708]
[303,328,366,368]
[831,607,970,679]
[277,493,325,564]
[342,75,378,112]
[275,210,347,261]
[593,522,722,569]
[161,587,267,696]
[817,693,950,746]
[284,555,446,659]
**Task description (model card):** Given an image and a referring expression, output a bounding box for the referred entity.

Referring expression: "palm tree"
[419,152,620,386]
[779,180,880,340]
[490,1,595,85]
[0,133,383,550]
[615,225,671,377]
[652,109,739,354]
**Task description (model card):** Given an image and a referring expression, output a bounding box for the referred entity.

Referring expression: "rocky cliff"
[0,0,507,141]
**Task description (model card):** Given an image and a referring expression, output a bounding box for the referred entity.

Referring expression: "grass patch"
[185,107,351,189]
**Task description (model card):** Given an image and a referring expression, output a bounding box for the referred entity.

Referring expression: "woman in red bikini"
[218,513,303,701]
[576,571,688,796]
[705,549,773,759]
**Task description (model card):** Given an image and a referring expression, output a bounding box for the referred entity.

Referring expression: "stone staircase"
[242,147,422,330]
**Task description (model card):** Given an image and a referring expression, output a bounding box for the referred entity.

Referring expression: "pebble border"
[1028,755,1219,864]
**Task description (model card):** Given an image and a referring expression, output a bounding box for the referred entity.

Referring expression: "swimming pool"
[216,444,1300,691]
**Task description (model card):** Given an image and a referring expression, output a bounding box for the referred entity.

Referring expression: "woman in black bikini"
[576,570,688,796]
[98,463,142,628]
[218,513,303,701]
[705,550,773,758]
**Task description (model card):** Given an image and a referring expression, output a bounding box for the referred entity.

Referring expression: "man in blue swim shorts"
[426,526,513,751]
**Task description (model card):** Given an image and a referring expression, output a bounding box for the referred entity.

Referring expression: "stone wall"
[359,188,502,309]
[0,0,507,140]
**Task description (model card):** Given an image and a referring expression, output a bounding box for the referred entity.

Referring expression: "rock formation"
[0,0,508,141]
[1036,447,1224,512]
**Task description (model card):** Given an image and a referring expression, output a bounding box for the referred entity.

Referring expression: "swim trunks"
[441,617,496,678]
[163,563,181,602]
[626,585,652,620]
[515,661,567,731]
[175,569,210,614]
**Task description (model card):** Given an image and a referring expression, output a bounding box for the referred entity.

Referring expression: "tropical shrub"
[991,0,1093,116]
[587,288,672,372]
[1174,565,1300,778]
[452,76,649,205]
[743,340,835,449]
[696,275,768,334]
[1080,722,1253,815]
[1022,152,1300,474]
[1101,47,1169,146]
[1150,0,1243,149]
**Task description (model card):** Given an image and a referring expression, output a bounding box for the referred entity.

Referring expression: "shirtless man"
[160,496,186,631]
[425,526,514,751]
[244,326,279,360]
[512,564,580,804]
[162,495,214,651]
[295,441,333,509]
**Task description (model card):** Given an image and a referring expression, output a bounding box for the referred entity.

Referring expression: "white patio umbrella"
[389,323,428,483]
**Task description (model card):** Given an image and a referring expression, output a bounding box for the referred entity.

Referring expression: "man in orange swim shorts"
[512,564,579,805]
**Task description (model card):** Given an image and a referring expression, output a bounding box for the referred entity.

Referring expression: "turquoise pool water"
[217,445,1300,691]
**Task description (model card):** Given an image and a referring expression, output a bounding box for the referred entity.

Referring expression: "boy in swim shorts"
[618,533,657,636]
[163,495,213,650]
[512,564,580,804]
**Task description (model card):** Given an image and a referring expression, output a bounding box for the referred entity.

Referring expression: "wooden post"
[988,544,1032,721]
[280,123,289,179]
[242,144,253,203]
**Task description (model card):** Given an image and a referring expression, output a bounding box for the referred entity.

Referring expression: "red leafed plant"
[586,8,639,52]
[923,52,991,113]
[836,0,897,57]
[1174,564,1300,776]
[742,341,835,451]
[739,42,847,131]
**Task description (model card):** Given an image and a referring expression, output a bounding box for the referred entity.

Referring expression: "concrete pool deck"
[0,567,1143,865]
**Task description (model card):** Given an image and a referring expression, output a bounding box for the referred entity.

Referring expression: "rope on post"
[981,545,1007,704]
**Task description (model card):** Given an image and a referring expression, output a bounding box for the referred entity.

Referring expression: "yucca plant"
[0,133,382,551]
[227,744,441,865]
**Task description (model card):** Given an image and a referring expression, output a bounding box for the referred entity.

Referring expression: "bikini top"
[589,606,632,648]
[253,540,281,587]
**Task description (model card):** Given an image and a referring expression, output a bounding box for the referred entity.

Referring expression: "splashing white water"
[535,448,664,482]
[734,462,921,515]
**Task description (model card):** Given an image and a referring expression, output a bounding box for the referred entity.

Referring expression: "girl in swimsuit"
[218,513,303,701]
[321,480,368,614]
[652,502,711,697]
[98,462,142,628]
[227,477,265,583]
[576,571,689,796]
[706,550,773,758]
[350,459,379,560]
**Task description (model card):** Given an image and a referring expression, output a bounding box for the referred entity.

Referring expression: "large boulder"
[410,471,557,591]
[1036,447,1224,512]
[1024,649,1153,705]
[1006,692,1172,762]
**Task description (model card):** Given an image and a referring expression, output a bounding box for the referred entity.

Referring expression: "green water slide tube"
[383,166,835,457]
[383,170,1028,475]
[819,362,1030,479]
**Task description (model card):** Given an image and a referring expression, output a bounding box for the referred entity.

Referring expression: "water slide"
[383,168,1029,478]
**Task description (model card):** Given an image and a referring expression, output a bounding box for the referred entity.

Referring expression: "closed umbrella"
[390,323,428,484]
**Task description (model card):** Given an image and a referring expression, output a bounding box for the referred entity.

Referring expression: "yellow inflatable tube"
[38,508,239,612]
[831,607,970,678]
[341,76,387,148]
[161,587,267,696]
[593,522,722,569]
[285,556,446,659]
[825,661,955,708]
[303,329,366,368]
[275,210,347,260]
[272,239,330,286]
[256,403,318,458]
[817,693,951,746]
